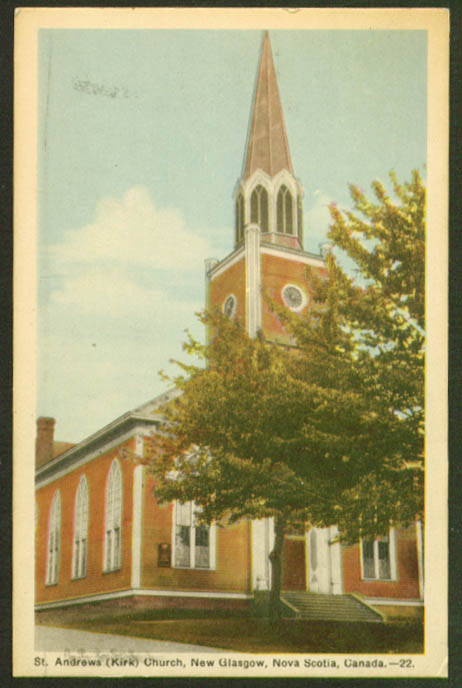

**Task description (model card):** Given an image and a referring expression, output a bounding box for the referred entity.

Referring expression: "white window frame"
[45,491,61,585]
[172,501,216,570]
[72,475,89,580]
[103,460,122,573]
[360,528,397,581]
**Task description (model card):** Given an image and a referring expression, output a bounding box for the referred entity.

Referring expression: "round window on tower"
[223,294,237,318]
[282,284,307,312]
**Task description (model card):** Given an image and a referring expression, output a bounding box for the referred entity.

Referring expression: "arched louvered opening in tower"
[235,193,245,244]
[277,185,294,235]
[297,196,304,248]
[250,185,269,233]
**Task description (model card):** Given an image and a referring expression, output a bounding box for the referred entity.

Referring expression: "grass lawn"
[37,615,424,654]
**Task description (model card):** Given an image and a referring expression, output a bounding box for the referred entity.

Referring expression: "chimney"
[36,417,56,467]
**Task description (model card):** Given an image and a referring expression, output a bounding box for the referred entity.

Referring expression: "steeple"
[243,32,294,180]
[234,32,304,252]
[207,32,326,347]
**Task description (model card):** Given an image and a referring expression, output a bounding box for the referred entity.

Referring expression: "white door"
[308,527,331,593]
[307,526,343,594]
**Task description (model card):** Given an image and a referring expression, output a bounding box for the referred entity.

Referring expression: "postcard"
[13,7,448,678]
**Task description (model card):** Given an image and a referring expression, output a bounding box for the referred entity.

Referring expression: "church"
[35,33,423,622]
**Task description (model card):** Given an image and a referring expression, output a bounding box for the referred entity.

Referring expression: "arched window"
[72,476,89,579]
[250,185,269,233]
[236,193,245,243]
[277,185,294,234]
[104,460,122,572]
[297,196,303,246]
[46,491,61,585]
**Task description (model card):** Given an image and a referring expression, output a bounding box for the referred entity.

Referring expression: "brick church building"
[35,33,424,622]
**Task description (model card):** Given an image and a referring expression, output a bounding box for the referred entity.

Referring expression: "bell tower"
[206,32,327,342]
[235,31,303,252]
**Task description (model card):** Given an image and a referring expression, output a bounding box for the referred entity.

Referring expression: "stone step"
[281,592,382,623]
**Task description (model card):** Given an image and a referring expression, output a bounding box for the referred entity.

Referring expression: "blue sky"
[38,29,427,442]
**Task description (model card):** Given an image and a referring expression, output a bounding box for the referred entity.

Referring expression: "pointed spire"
[243,32,294,180]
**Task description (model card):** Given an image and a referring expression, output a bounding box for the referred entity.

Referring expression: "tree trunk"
[268,514,286,623]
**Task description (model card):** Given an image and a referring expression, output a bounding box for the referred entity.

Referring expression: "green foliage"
[323,170,425,534]
[154,311,323,529]
[152,170,424,546]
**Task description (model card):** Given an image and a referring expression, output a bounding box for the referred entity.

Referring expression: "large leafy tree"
[323,170,425,528]
[151,171,425,620]
[153,311,336,621]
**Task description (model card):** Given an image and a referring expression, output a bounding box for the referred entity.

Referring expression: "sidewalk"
[35,625,222,653]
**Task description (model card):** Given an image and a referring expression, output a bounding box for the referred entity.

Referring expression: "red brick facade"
[141,473,252,594]
[260,252,326,342]
[341,525,420,600]
[36,438,137,605]
[208,256,246,325]
[35,434,422,613]
[35,433,254,611]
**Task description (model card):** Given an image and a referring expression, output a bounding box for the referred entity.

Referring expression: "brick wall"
[35,438,137,605]
[260,253,326,341]
[141,473,252,594]
[209,257,246,324]
[341,525,420,599]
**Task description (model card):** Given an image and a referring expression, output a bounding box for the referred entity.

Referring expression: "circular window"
[223,294,237,318]
[282,284,307,312]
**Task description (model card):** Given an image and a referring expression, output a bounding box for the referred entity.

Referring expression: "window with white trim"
[173,501,215,569]
[297,196,303,245]
[236,193,245,243]
[250,185,269,233]
[72,476,89,579]
[277,185,294,234]
[361,531,396,580]
[104,460,122,572]
[46,491,61,585]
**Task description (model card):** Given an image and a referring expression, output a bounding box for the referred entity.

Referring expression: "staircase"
[281,591,383,623]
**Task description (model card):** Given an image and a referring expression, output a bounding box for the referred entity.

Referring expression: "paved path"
[36,625,222,653]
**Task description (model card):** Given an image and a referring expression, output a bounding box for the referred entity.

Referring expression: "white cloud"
[38,188,213,439]
[51,186,214,270]
[51,267,201,319]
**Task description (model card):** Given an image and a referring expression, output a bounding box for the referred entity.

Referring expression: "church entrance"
[307,526,343,594]
[308,528,331,593]
[282,536,307,590]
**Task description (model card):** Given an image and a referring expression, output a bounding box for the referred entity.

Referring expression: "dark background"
[1,0,459,686]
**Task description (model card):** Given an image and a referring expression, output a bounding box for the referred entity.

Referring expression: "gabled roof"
[35,441,76,470]
[243,32,294,180]
[35,388,181,483]
[131,387,182,417]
